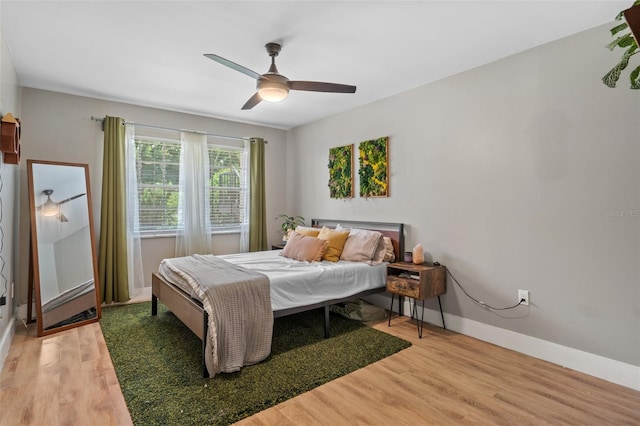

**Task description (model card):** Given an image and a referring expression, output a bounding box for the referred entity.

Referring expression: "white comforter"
[159,249,388,312]
[220,250,387,311]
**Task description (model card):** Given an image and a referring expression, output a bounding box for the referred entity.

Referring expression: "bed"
[41,279,97,329]
[151,218,404,377]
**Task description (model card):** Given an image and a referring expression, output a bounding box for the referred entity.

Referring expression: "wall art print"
[328,144,354,199]
[358,137,389,197]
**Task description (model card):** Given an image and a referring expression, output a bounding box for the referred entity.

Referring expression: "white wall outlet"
[518,289,530,306]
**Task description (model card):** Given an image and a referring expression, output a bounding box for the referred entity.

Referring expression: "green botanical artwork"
[358,137,389,197]
[328,144,353,199]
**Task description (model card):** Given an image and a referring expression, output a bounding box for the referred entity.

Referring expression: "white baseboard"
[365,294,640,391]
[0,317,16,374]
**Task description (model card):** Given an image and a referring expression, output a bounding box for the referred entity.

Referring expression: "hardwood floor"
[1,312,639,425]
[0,322,131,426]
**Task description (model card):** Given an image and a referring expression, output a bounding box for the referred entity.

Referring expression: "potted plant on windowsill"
[602,1,640,89]
[275,214,305,244]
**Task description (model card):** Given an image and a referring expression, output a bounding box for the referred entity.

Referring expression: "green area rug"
[101,301,410,425]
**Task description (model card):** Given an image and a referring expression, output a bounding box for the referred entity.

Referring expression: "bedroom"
[0,1,639,424]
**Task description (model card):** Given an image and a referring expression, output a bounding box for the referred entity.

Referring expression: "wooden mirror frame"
[27,159,101,336]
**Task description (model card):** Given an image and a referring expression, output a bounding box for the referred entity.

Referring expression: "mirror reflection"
[28,160,101,336]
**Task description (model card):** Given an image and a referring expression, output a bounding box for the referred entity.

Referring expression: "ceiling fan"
[204,42,357,110]
[37,189,86,222]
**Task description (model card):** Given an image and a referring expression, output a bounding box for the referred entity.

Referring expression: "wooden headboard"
[311,219,405,260]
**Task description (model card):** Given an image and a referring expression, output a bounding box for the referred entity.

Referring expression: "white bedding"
[42,279,95,312]
[158,249,387,311]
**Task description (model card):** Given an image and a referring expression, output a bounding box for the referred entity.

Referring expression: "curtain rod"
[90,116,265,143]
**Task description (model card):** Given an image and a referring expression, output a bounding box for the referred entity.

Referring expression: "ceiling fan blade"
[204,54,261,80]
[57,212,69,222]
[241,93,262,110]
[58,193,86,205]
[289,81,356,93]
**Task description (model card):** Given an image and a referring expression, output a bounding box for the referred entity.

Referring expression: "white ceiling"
[31,163,90,244]
[0,1,629,130]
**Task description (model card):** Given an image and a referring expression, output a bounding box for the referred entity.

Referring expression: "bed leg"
[324,306,330,338]
[202,310,209,378]
[151,294,158,316]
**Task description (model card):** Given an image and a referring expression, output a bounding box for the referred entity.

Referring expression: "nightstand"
[271,244,284,250]
[386,262,446,338]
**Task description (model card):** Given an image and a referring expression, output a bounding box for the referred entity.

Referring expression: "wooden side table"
[386,262,446,338]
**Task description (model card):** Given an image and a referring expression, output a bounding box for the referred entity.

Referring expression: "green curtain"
[99,116,130,303]
[249,137,268,251]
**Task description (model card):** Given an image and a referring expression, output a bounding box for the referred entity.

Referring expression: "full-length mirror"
[27,159,101,336]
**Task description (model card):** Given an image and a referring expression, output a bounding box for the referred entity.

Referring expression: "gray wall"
[0,19,22,366]
[16,88,288,301]
[36,244,58,303]
[54,226,94,293]
[287,24,639,366]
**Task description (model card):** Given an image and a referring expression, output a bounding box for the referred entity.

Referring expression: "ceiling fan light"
[41,199,60,217]
[258,81,289,102]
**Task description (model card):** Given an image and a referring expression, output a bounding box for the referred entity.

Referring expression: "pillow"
[340,228,383,262]
[294,225,320,237]
[334,224,351,233]
[372,236,396,264]
[281,231,328,262]
[382,237,396,262]
[317,226,350,262]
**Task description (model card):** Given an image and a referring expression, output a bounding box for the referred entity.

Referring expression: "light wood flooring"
[1,309,639,425]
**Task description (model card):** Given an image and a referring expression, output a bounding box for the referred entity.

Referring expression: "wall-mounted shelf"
[1,112,21,164]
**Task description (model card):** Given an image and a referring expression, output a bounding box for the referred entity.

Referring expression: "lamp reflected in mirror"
[27,160,101,336]
[39,189,61,218]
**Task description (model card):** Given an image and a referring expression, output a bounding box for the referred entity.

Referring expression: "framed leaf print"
[328,144,354,199]
[358,137,389,197]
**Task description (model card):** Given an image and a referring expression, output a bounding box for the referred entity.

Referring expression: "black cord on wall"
[446,268,525,311]
[0,159,7,303]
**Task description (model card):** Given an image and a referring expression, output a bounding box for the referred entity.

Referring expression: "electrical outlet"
[518,289,530,306]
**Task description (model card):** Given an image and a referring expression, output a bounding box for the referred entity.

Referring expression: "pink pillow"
[281,231,328,262]
[372,236,396,264]
[340,229,383,262]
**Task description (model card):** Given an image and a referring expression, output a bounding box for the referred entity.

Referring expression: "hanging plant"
[602,1,640,89]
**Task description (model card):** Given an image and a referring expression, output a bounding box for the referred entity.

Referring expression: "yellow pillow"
[295,225,320,237]
[317,226,350,262]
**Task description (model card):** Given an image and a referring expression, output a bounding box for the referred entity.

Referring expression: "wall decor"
[328,144,354,199]
[358,137,389,197]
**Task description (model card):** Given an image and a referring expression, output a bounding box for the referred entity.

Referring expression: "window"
[208,146,245,228]
[134,136,247,234]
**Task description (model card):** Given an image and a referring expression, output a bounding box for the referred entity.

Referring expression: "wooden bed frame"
[151,219,404,377]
